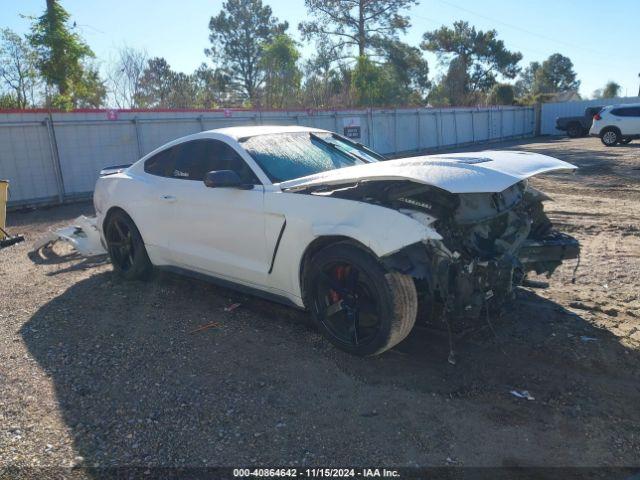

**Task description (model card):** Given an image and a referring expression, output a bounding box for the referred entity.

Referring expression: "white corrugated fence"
[0,106,534,207]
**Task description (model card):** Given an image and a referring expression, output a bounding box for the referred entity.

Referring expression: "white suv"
[590,103,640,146]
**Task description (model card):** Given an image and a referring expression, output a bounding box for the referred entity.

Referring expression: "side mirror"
[204,170,253,190]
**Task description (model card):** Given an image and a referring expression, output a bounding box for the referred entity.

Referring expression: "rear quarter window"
[144,148,175,177]
[611,107,640,117]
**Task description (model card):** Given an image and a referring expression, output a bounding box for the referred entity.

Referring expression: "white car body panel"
[280,150,576,194]
[262,192,441,304]
[164,181,269,284]
[93,125,576,309]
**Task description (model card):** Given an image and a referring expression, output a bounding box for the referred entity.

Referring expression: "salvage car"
[94,126,579,356]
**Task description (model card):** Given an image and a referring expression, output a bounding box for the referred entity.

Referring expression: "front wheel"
[304,243,418,356]
[621,138,632,145]
[105,210,152,280]
[600,129,620,147]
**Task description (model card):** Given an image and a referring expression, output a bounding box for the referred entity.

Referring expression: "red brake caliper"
[329,266,346,304]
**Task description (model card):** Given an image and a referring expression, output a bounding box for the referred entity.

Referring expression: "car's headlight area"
[398,208,438,228]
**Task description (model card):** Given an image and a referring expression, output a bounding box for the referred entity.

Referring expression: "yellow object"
[0,180,8,240]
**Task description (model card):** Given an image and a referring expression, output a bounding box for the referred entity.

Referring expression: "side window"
[171,139,260,184]
[170,141,210,180]
[144,148,175,177]
[204,141,261,184]
[611,107,640,117]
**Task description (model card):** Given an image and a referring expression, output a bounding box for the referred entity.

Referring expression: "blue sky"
[2,0,639,99]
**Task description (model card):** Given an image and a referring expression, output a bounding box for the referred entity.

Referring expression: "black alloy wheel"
[315,262,381,348]
[105,210,152,280]
[305,243,418,356]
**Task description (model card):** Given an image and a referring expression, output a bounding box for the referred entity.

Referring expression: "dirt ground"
[1,136,639,474]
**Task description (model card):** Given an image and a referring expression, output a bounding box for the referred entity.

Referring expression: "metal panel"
[55,121,139,196]
[540,96,640,135]
[0,118,59,205]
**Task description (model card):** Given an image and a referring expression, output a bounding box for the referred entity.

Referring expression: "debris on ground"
[580,336,599,342]
[0,226,25,249]
[510,390,535,401]
[224,303,242,312]
[32,215,106,257]
[190,321,222,333]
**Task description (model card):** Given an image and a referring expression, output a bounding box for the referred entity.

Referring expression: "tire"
[600,128,620,147]
[621,138,632,145]
[304,243,418,356]
[105,210,152,280]
[566,123,583,138]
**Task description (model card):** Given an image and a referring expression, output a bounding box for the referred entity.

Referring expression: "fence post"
[198,115,205,131]
[534,103,542,136]
[393,109,398,154]
[44,116,65,204]
[416,109,421,152]
[470,109,475,142]
[452,110,458,145]
[500,108,504,139]
[436,110,442,148]
[369,109,375,150]
[133,117,144,158]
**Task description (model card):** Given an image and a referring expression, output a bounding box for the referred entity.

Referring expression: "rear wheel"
[600,128,620,146]
[566,123,583,138]
[304,243,417,356]
[105,210,152,280]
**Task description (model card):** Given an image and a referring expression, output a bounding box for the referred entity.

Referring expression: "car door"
[163,139,271,286]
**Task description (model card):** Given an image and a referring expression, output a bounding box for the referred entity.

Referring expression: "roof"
[605,102,640,108]
[209,125,325,140]
[550,90,582,102]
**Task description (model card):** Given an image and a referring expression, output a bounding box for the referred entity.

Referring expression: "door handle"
[161,194,177,202]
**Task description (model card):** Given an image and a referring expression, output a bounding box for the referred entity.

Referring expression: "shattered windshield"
[240,132,379,183]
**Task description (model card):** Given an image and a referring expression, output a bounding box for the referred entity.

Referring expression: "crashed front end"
[295,176,579,323]
[379,180,579,321]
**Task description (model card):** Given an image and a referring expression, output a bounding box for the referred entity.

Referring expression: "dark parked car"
[556,106,603,138]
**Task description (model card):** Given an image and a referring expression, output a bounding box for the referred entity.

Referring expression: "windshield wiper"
[309,132,363,164]
[330,133,386,161]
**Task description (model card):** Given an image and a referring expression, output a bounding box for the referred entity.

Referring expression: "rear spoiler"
[99,164,132,176]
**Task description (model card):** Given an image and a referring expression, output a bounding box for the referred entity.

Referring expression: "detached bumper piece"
[518,232,579,274]
[32,215,107,257]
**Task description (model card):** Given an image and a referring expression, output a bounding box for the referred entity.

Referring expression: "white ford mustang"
[94,125,579,355]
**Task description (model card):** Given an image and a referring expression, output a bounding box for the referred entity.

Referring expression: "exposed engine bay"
[295,179,580,323]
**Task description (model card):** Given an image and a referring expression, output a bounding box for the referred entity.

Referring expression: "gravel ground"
[1,136,639,474]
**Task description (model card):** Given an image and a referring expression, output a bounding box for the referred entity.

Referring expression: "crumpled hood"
[279,150,577,194]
